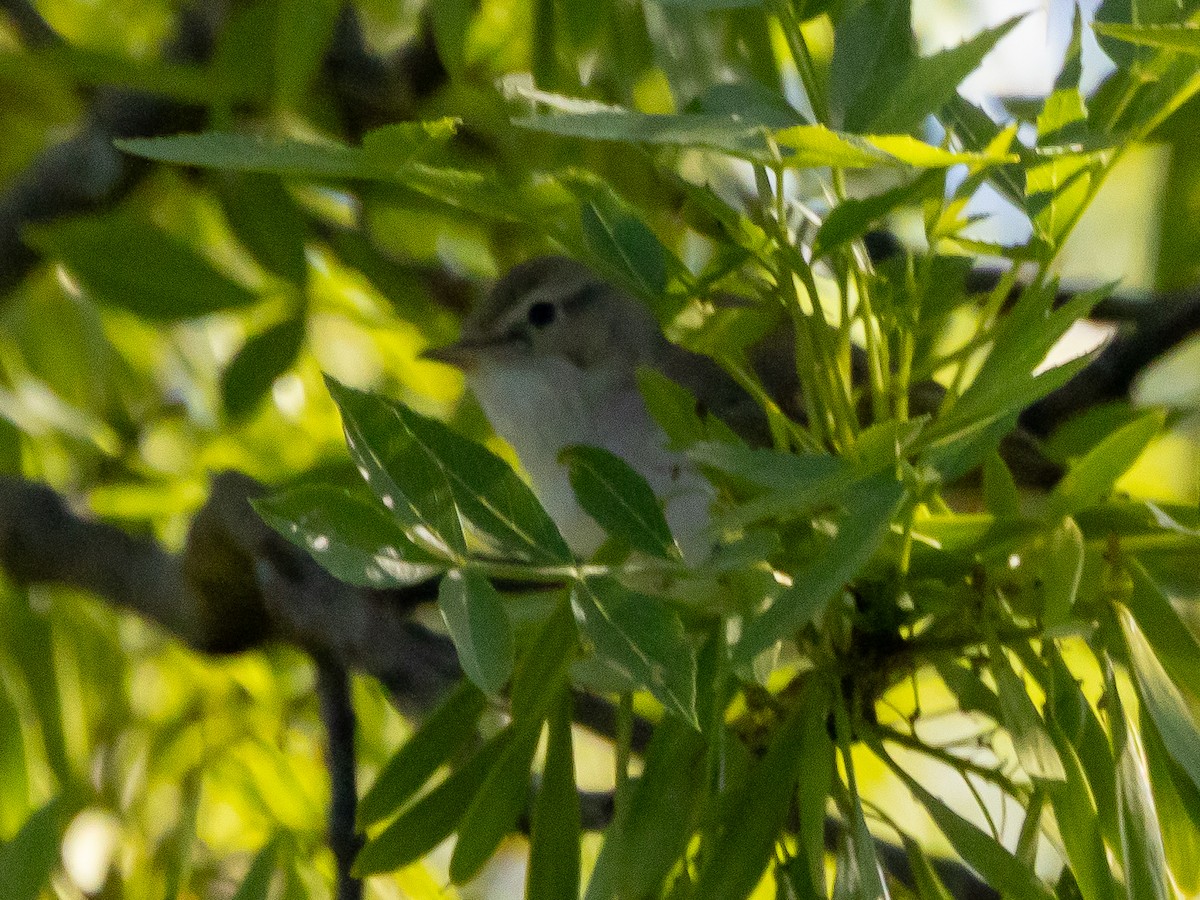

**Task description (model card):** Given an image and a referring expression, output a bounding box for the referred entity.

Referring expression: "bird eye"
[527,301,556,328]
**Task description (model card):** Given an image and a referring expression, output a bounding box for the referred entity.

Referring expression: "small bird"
[425,256,737,557]
[425,256,1058,556]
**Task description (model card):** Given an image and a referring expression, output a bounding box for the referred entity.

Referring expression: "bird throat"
[465,355,713,560]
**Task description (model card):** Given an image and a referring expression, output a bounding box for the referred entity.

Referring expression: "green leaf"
[430,0,476,75]
[695,678,831,900]
[773,125,894,168]
[637,368,716,449]
[1044,719,1117,900]
[812,172,942,258]
[117,132,371,178]
[982,451,1021,519]
[513,108,779,159]
[1120,607,1200,797]
[1093,22,1200,54]
[584,717,706,900]
[254,484,445,589]
[526,692,581,900]
[218,173,308,285]
[325,378,572,564]
[940,93,1027,209]
[438,569,514,696]
[274,0,341,109]
[510,600,578,722]
[1140,707,1200,896]
[990,644,1066,781]
[0,683,29,837]
[581,202,668,297]
[830,0,915,133]
[353,729,512,876]
[875,741,1056,900]
[357,679,486,828]
[1107,663,1173,900]
[571,576,698,726]
[450,716,542,882]
[870,17,1023,134]
[867,133,1017,167]
[0,46,263,104]
[1047,411,1164,518]
[221,316,306,421]
[230,836,282,900]
[361,120,461,169]
[24,214,258,320]
[735,477,904,662]
[898,833,956,900]
[0,796,75,900]
[1041,517,1084,627]
[1123,558,1200,702]
[560,444,680,560]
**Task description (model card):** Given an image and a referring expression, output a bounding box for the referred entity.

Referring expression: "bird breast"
[465,355,713,560]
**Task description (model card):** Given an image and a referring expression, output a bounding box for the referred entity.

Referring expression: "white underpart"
[467,356,714,561]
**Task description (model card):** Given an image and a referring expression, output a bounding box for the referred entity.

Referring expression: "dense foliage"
[3,0,1200,898]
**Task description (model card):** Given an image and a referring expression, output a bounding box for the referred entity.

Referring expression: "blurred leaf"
[430,0,476,76]
[438,569,514,696]
[274,0,340,109]
[526,692,581,900]
[867,134,1017,167]
[514,107,780,159]
[0,796,76,900]
[696,678,831,899]
[898,833,956,900]
[255,483,445,588]
[353,729,513,876]
[0,683,29,838]
[871,17,1023,133]
[1093,22,1200,54]
[982,451,1021,519]
[119,132,371,178]
[221,316,306,420]
[25,215,258,320]
[1044,718,1117,900]
[940,93,1027,209]
[581,201,668,297]
[358,679,486,828]
[1120,607,1200,796]
[773,125,894,168]
[1047,411,1164,518]
[511,600,578,722]
[736,477,904,662]
[877,742,1055,900]
[450,715,542,882]
[813,172,942,258]
[326,378,572,564]
[1123,558,1200,701]
[0,46,263,103]
[1043,646,1121,852]
[584,717,706,900]
[1141,705,1200,896]
[218,173,308,285]
[571,576,698,725]
[990,644,1066,781]
[362,120,460,168]
[560,444,680,560]
[830,0,915,132]
[230,836,282,900]
[1107,662,1173,900]
[1041,517,1084,627]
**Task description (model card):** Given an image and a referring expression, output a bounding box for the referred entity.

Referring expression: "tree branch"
[0,0,61,47]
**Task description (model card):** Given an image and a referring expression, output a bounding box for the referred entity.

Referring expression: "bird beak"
[420,340,476,369]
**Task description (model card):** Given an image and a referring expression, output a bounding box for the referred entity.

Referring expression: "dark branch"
[315,657,364,900]
[0,0,62,47]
